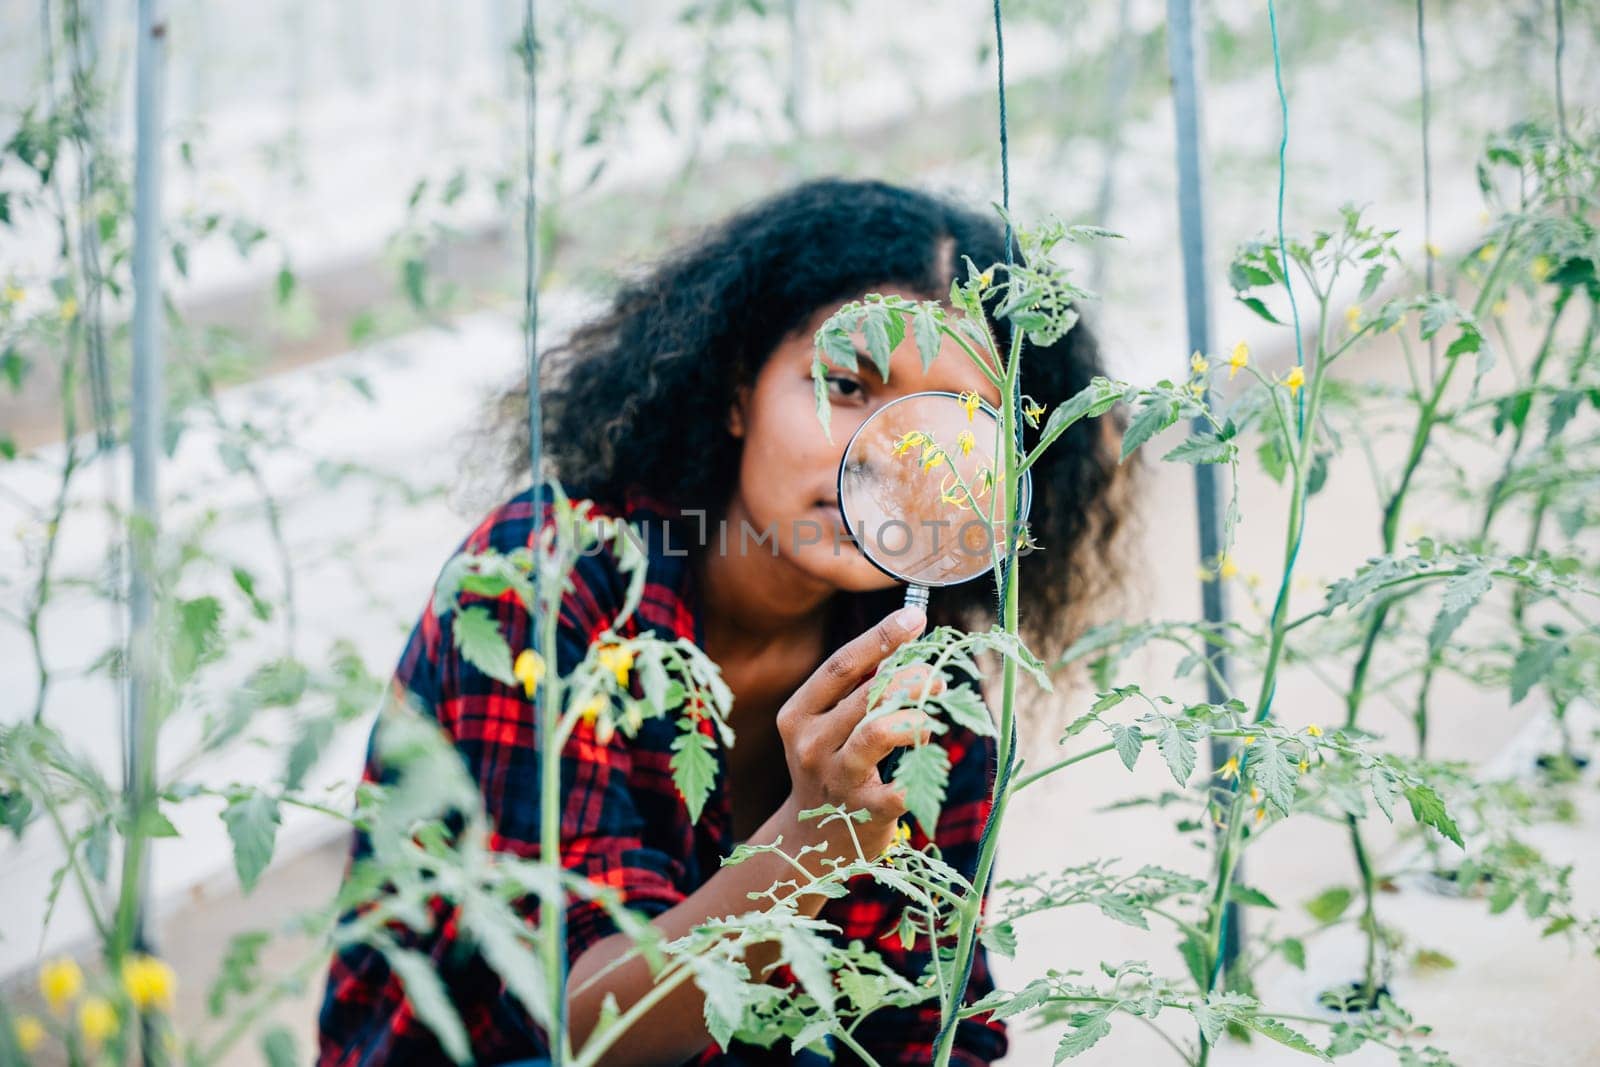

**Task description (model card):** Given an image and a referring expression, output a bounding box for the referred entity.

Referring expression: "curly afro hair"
[487,177,1134,672]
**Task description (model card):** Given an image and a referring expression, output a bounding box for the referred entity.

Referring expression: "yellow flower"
[921,446,944,472]
[1249,787,1262,803]
[1305,723,1324,737]
[1477,243,1497,263]
[1219,756,1240,781]
[958,390,983,421]
[58,296,78,322]
[1023,400,1046,426]
[976,270,994,289]
[1196,565,1215,582]
[1298,758,1310,774]
[1254,806,1267,823]
[1245,571,1263,590]
[1190,350,1210,375]
[596,643,634,687]
[513,649,546,698]
[577,695,605,727]
[956,430,975,456]
[13,1015,44,1054]
[895,821,912,845]
[121,954,177,1013]
[1345,305,1361,331]
[1217,554,1239,581]
[1188,382,1207,401]
[1424,241,1442,259]
[1241,735,1257,747]
[1228,341,1249,379]
[1531,256,1551,282]
[39,957,83,1014]
[1491,299,1509,318]
[1281,366,1305,396]
[2,284,23,305]
[892,430,929,456]
[78,997,117,1046]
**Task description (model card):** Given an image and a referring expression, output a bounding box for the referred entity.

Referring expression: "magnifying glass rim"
[834,389,1035,588]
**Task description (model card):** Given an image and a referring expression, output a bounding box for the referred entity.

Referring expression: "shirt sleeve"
[318,500,690,1065]
[844,720,1010,1066]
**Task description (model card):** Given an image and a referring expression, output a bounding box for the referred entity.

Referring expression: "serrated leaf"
[1157,724,1196,786]
[912,302,942,371]
[938,685,997,738]
[1110,723,1143,771]
[1403,782,1463,848]
[1164,434,1237,465]
[1510,637,1564,705]
[1427,568,1492,653]
[1229,884,1278,909]
[452,605,517,686]
[1251,739,1296,816]
[670,721,719,824]
[1120,396,1181,460]
[1246,1016,1330,1059]
[894,742,951,837]
[222,793,280,892]
[1054,1013,1112,1061]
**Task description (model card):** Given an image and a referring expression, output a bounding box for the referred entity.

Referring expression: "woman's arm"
[565,794,827,1063]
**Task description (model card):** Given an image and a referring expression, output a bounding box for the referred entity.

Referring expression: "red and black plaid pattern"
[317,483,1008,1066]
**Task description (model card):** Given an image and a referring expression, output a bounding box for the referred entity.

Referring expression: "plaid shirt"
[318,482,1008,1066]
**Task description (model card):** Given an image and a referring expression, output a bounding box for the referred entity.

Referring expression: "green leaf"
[1510,637,1564,705]
[1120,395,1181,460]
[222,793,281,892]
[1239,295,1283,324]
[1110,723,1143,771]
[1229,884,1278,909]
[1157,724,1196,786]
[173,596,224,682]
[1244,1016,1329,1060]
[1039,378,1124,448]
[1403,782,1463,848]
[912,302,942,371]
[452,605,517,686]
[1427,567,1492,653]
[275,265,296,306]
[402,256,428,310]
[937,685,996,738]
[1163,433,1237,465]
[1250,739,1297,816]
[894,742,951,837]
[1257,435,1289,484]
[1054,1012,1113,1062]
[670,721,719,824]
[1305,886,1353,924]
[862,304,894,379]
[1279,937,1306,970]
[383,945,471,1062]
[259,1026,298,1067]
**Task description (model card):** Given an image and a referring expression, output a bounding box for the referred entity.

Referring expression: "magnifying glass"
[835,390,1030,787]
[836,390,1033,612]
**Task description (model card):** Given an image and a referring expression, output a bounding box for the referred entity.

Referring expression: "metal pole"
[123,0,166,960]
[1165,0,1242,972]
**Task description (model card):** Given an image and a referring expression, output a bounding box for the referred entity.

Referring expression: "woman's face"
[726,286,1006,594]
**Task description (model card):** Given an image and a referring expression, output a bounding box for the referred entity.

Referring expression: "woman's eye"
[827,375,864,400]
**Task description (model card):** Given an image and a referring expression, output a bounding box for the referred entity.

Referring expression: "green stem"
[537,554,569,1065]
[930,328,1023,1067]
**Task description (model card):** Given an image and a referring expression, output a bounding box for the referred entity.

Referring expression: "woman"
[318,178,1128,1066]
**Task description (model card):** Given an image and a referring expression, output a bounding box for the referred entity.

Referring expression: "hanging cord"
[1417,0,1437,385]
[519,1,567,1058]
[936,2,1018,1053]
[1206,0,1305,996]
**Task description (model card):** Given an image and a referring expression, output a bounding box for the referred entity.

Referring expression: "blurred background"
[1,0,1596,1062]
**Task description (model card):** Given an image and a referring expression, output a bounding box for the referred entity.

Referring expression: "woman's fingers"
[787,606,926,718]
[839,704,938,779]
[813,664,942,754]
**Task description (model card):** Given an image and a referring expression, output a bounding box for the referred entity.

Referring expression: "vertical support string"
[519,2,564,1060]
[1417,0,1438,385]
[1165,0,1243,977]
[122,0,166,972]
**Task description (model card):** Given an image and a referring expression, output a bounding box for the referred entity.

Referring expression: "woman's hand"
[775,604,943,862]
